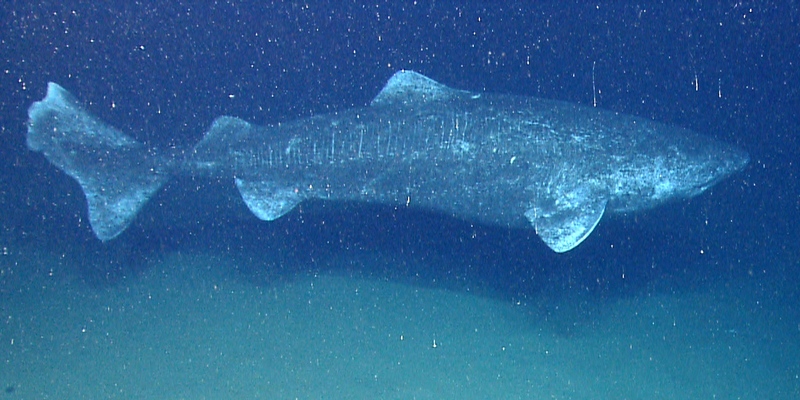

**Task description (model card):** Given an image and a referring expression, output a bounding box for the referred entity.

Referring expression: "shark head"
[609,129,749,212]
[528,121,748,253]
[670,138,749,198]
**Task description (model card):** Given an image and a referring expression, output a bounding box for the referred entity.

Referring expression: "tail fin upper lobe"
[27,83,169,240]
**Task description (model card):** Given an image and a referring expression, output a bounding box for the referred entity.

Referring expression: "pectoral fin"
[235,178,302,221]
[526,187,607,253]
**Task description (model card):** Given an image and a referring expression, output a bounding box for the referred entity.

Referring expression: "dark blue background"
[1,2,797,299]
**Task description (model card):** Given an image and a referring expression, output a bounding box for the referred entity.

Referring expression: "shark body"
[27,71,748,252]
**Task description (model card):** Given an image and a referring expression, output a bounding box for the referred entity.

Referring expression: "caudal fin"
[27,82,169,241]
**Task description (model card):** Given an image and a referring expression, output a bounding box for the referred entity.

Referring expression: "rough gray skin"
[27,71,748,252]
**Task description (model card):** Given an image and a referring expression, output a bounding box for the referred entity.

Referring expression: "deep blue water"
[1,1,797,322]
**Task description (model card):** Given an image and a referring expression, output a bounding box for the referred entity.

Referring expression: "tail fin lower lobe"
[27,83,168,240]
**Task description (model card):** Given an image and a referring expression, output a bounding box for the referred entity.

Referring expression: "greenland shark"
[26,71,748,252]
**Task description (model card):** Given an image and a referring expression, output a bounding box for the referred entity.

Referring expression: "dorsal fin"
[371,70,461,106]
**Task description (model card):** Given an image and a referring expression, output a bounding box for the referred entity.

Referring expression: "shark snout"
[723,145,750,175]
